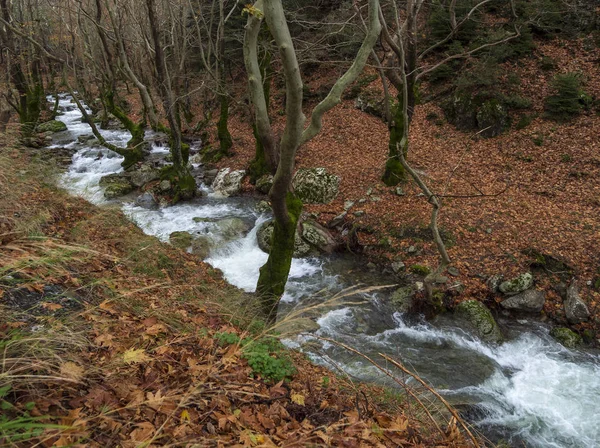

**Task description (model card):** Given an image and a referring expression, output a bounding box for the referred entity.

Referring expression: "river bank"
[15,95,600,447]
[1,125,467,446]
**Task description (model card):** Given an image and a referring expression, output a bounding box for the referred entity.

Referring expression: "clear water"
[52,96,600,447]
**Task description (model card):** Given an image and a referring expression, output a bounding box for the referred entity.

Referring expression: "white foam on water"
[207,216,323,293]
[123,201,249,242]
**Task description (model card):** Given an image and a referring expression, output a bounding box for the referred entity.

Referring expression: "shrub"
[544,73,586,121]
[515,114,533,129]
[540,56,557,71]
[215,332,296,382]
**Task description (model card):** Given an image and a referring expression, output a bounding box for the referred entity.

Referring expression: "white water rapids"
[50,95,600,447]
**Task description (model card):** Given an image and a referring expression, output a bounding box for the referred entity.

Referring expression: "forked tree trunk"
[244,0,381,320]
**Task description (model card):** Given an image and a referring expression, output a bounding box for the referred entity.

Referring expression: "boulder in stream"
[37,120,67,133]
[212,218,250,240]
[564,280,590,324]
[455,300,503,344]
[212,168,246,197]
[191,235,212,259]
[390,285,416,313]
[99,173,135,199]
[292,168,340,204]
[169,231,193,249]
[257,221,312,257]
[550,327,582,348]
[500,289,546,313]
[257,218,338,258]
[129,163,160,187]
[499,272,533,296]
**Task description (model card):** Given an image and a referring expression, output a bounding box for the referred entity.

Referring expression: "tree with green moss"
[379,0,522,185]
[243,0,381,320]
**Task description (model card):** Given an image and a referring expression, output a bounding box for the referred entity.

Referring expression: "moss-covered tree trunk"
[103,89,146,168]
[257,192,302,318]
[382,92,408,186]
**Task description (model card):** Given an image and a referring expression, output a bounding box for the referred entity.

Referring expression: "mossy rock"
[37,120,67,133]
[99,173,135,199]
[256,221,312,258]
[476,99,508,138]
[292,168,340,204]
[169,231,193,249]
[499,273,533,296]
[442,91,508,138]
[255,174,273,194]
[550,327,582,348]
[390,286,416,313]
[455,300,503,343]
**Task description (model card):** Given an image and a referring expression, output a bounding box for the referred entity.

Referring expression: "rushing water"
[50,95,600,447]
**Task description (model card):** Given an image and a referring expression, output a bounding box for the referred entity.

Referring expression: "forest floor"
[0,129,473,446]
[206,36,600,341]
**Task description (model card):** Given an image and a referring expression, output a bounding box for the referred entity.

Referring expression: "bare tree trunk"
[146,0,195,200]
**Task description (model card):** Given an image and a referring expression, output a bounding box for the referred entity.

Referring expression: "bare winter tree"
[379,0,522,185]
[243,0,381,320]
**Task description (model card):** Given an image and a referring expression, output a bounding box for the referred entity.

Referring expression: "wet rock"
[407,245,417,254]
[212,168,246,197]
[134,192,157,209]
[550,327,582,348]
[292,168,340,204]
[277,318,320,335]
[499,273,533,296]
[213,218,250,240]
[191,236,212,259]
[99,173,135,199]
[390,285,416,313]
[169,231,193,249]
[203,169,219,185]
[37,120,67,133]
[301,221,338,254]
[455,300,503,343]
[77,134,97,144]
[564,280,590,324]
[255,174,273,194]
[129,163,160,187]
[500,289,546,313]
[192,217,218,223]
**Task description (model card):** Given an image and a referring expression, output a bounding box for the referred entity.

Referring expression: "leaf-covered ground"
[212,37,600,341]
[0,131,472,446]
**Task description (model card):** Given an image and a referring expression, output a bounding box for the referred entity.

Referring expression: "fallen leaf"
[291,392,305,406]
[123,348,150,364]
[42,302,63,311]
[60,362,84,381]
